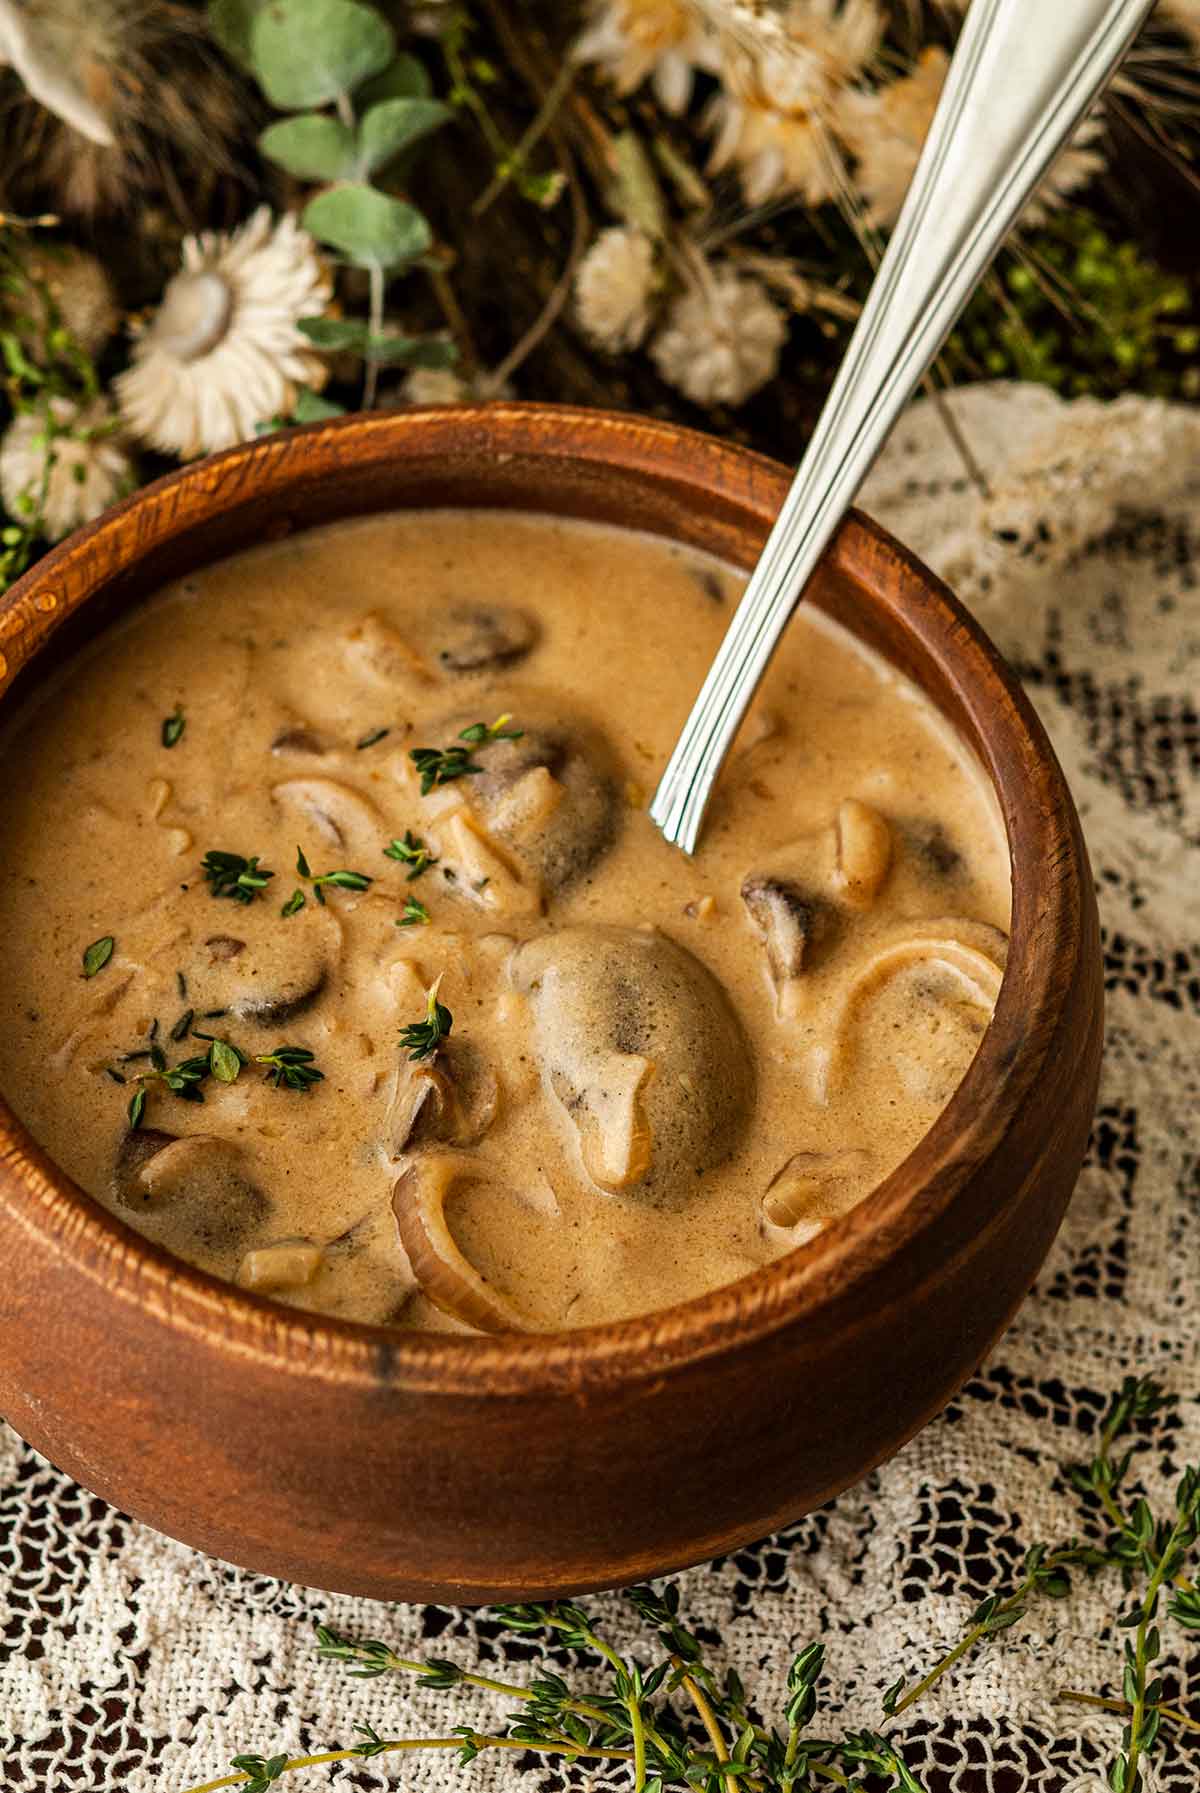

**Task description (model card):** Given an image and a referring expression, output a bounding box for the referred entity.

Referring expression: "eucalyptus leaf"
[357,97,450,176]
[249,0,394,111]
[259,114,355,181]
[297,316,370,350]
[207,0,266,70]
[357,51,431,105]
[363,334,457,368]
[302,184,431,270]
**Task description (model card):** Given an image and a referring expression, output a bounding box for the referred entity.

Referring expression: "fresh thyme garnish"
[408,714,523,795]
[161,705,186,749]
[396,896,431,928]
[127,1089,145,1129]
[202,850,275,904]
[399,978,452,1061]
[169,1009,194,1043]
[356,726,390,750]
[254,1045,324,1091]
[281,889,306,918]
[105,1067,126,1085]
[294,846,372,906]
[176,970,188,1000]
[81,935,114,979]
[138,1052,210,1102]
[384,829,438,880]
[208,1038,246,1084]
[180,1374,1200,1793]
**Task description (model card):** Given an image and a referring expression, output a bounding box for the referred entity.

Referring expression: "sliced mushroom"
[833,799,892,910]
[510,925,753,1206]
[271,725,328,757]
[427,709,618,897]
[388,1037,500,1155]
[237,1238,324,1292]
[112,1129,269,1265]
[437,810,541,917]
[192,909,335,1027]
[342,610,435,688]
[741,875,830,984]
[392,1152,528,1332]
[426,603,538,675]
[824,919,1008,1093]
[271,775,383,852]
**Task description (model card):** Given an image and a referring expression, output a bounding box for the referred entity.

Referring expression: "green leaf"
[362,334,456,368]
[357,51,430,104]
[209,1039,243,1084]
[207,0,266,68]
[302,184,431,270]
[293,388,345,422]
[127,1088,146,1130]
[357,97,450,175]
[249,0,394,110]
[82,935,115,978]
[259,114,354,180]
[297,316,370,350]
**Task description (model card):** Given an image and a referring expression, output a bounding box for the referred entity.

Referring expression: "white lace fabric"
[2,383,1198,1791]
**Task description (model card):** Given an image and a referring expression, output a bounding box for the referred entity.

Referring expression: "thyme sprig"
[409,714,523,795]
[162,706,186,749]
[294,846,372,906]
[202,851,276,905]
[397,896,431,928]
[253,1045,324,1092]
[384,829,438,879]
[399,977,453,1061]
[181,1376,1200,1793]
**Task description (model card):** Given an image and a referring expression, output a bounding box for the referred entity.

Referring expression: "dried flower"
[401,367,468,405]
[651,257,785,405]
[6,243,121,361]
[0,397,134,541]
[574,0,718,114]
[575,226,658,351]
[705,0,883,209]
[116,208,331,458]
[839,47,947,229]
[0,0,243,218]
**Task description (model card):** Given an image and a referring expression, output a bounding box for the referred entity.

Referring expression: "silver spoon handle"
[650,0,1154,854]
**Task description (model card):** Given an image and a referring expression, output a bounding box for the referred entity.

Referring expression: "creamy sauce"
[0,511,1010,1332]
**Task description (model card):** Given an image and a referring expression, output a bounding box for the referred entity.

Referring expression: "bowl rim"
[0,401,1082,1399]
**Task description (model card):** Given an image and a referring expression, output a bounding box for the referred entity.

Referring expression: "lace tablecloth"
[2,383,1198,1792]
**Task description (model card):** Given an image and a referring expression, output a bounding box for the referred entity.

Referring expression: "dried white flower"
[0,0,114,145]
[10,244,121,360]
[575,227,658,352]
[839,47,948,229]
[651,259,786,406]
[706,0,883,208]
[1019,112,1106,230]
[1,397,133,541]
[574,0,718,114]
[115,207,331,459]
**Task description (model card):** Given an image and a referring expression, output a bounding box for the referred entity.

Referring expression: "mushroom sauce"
[0,511,1010,1332]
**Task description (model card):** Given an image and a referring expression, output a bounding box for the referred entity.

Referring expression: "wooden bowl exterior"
[0,406,1102,1602]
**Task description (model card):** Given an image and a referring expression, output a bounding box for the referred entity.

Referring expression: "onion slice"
[392,1152,528,1333]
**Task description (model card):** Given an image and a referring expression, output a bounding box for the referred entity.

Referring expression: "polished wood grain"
[0,405,1103,1602]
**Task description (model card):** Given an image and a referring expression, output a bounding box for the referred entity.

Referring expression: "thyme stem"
[183,1732,638,1793]
[1058,1689,1200,1736]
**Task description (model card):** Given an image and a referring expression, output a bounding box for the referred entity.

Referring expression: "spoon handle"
[650,0,1154,854]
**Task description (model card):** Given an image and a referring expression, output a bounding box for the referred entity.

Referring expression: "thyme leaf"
[161,705,186,749]
[295,845,372,905]
[356,726,390,750]
[281,889,306,918]
[208,1038,246,1084]
[202,850,275,904]
[408,714,523,794]
[396,896,431,928]
[399,977,452,1061]
[254,1044,324,1092]
[127,1088,145,1129]
[81,935,115,979]
[384,829,438,880]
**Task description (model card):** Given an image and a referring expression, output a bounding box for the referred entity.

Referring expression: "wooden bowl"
[0,405,1102,1602]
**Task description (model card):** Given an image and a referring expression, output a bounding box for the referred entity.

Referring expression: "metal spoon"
[650,0,1154,854]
